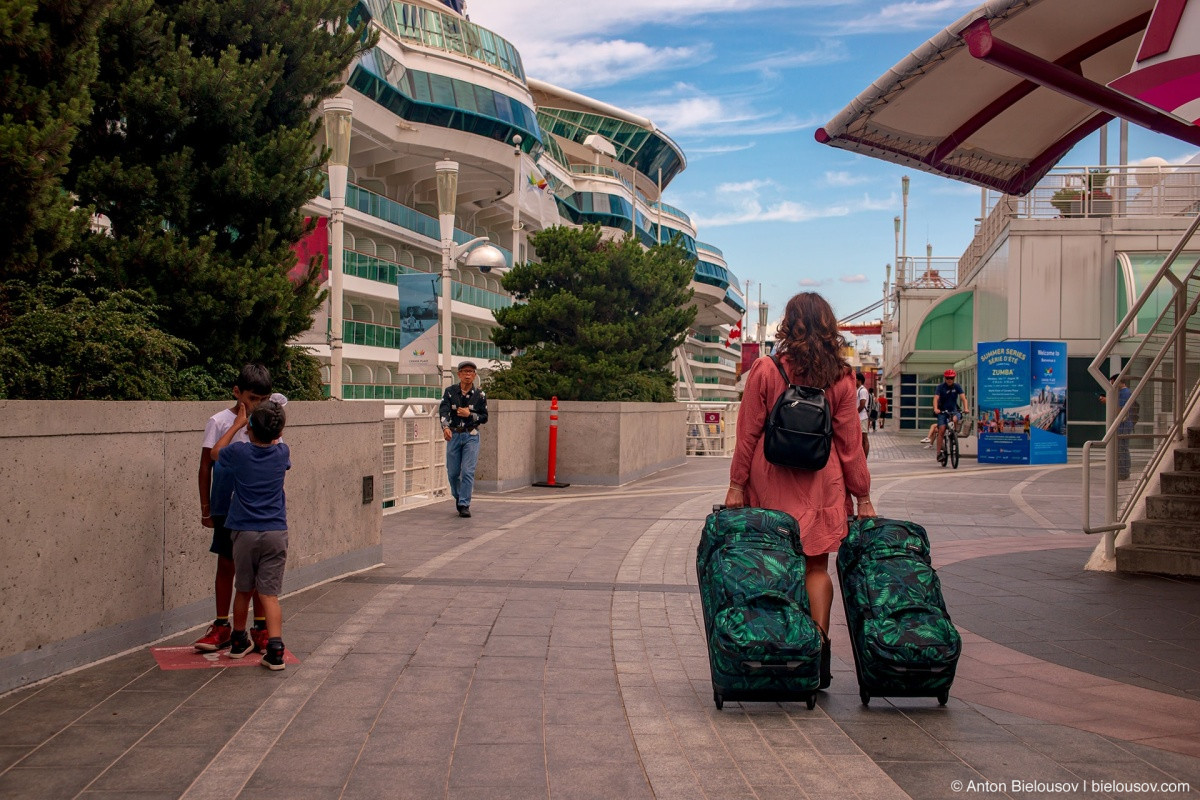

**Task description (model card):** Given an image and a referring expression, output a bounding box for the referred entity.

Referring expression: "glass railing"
[348,48,542,162]
[343,250,513,312]
[451,338,507,362]
[569,164,635,193]
[362,1,526,81]
[695,240,723,258]
[344,319,509,363]
[450,280,512,312]
[340,383,441,400]
[652,202,692,226]
[335,181,513,267]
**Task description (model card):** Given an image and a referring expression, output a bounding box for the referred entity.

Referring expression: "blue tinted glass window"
[429,74,455,106]
[452,78,478,112]
[473,84,497,117]
[409,70,432,103]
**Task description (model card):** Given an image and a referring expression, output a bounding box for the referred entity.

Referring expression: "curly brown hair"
[774,292,850,389]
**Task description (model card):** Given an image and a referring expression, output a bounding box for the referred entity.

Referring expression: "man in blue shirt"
[933,369,968,459]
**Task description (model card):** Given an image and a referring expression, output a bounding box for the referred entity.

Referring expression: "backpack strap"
[770,354,791,386]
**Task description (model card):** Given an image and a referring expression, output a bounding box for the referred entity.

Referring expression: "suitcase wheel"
[805,695,816,710]
[714,691,723,710]
[937,691,949,706]
[860,689,871,706]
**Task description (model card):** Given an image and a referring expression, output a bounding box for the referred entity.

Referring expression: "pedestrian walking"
[439,361,488,518]
[724,292,875,690]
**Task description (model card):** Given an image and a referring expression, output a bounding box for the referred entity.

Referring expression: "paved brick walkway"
[2,430,1199,799]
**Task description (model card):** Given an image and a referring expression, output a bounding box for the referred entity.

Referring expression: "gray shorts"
[230,529,288,596]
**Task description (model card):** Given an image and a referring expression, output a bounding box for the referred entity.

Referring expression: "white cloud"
[830,0,978,34]
[840,274,870,283]
[526,40,706,89]
[468,1,830,42]
[631,94,824,137]
[739,39,849,73]
[686,143,756,157]
[824,170,870,187]
[717,179,773,193]
[691,181,893,227]
[797,277,827,287]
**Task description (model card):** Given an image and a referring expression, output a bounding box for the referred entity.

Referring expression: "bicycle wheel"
[949,433,959,469]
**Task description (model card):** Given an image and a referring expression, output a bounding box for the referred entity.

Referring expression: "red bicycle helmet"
[943,369,956,378]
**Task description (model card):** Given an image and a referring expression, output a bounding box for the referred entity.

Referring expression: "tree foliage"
[0,281,193,399]
[61,0,367,399]
[0,0,369,400]
[486,226,697,402]
[0,0,109,278]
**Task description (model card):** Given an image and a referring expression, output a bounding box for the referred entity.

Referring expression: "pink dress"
[730,356,871,556]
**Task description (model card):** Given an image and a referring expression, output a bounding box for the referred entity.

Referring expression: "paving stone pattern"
[1,431,1199,799]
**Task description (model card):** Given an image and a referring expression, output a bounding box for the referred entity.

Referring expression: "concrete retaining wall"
[476,400,686,491]
[0,400,383,693]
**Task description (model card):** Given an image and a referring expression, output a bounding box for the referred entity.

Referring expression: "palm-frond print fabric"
[838,518,961,693]
[697,508,822,694]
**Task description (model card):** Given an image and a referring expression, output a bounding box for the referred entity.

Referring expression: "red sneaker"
[252,627,270,654]
[193,623,232,652]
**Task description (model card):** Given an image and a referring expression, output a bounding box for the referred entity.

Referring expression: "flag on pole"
[724,319,743,348]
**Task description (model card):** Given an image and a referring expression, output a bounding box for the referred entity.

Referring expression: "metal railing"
[991,164,1200,221]
[1082,211,1200,555]
[686,403,739,457]
[382,400,448,513]
[896,256,958,289]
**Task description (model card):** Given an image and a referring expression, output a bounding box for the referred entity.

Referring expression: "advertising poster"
[977,341,1031,464]
[1029,342,1068,464]
[977,340,1068,465]
[397,273,440,374]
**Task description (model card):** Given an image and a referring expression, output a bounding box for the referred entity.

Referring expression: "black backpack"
[762,355,833,471]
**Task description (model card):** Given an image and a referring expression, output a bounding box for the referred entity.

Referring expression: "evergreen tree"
[65,0,367,398]
[0,0,109,278]
[487,225,697,402]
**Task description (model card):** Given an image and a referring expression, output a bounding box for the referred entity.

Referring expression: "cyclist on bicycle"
[933,369,968,459]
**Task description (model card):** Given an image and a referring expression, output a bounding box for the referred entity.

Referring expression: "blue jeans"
[446,431,480,507]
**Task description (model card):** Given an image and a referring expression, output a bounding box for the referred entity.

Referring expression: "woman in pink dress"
[724,292,875,689]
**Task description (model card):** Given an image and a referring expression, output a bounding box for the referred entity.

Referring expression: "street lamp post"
[323,98,353,399]
[893,215,901,287]
[435,159,508,386]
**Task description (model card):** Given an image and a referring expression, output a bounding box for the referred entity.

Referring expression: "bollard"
[533,396,570,488]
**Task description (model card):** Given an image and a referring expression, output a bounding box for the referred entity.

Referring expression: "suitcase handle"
[742,660,804,673]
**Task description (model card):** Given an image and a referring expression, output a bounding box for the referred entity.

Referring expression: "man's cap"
[457,361,477,371]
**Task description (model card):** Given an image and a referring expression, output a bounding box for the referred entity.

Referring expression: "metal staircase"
[1083,213,1200,576]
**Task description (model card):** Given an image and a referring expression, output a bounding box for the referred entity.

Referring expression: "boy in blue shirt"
[195,364,273,652]
[211,399,291,670]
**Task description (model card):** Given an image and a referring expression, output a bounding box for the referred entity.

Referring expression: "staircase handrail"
[1082,207,1200,555]
[1082,283,1200,532]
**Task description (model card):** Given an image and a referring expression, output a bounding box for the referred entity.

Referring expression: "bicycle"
[936,414,962,469]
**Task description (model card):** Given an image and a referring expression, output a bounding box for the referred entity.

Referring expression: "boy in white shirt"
[194,365,277,653]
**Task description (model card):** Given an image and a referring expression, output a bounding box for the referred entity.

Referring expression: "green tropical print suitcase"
[696,507,822,709]
[837,517,961,706]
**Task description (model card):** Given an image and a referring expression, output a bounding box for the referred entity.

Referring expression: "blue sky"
[467,0,1200,343]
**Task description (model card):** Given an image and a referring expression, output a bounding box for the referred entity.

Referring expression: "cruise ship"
[295,0,746,402]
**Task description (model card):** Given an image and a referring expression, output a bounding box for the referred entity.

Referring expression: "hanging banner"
[397,272,441,375]
[977,340,1067,464]
[288,217,328,285]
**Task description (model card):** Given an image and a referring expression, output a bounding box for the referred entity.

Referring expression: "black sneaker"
[457,505,471,518]
[261,645,286,671]
[228,631,254,659]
